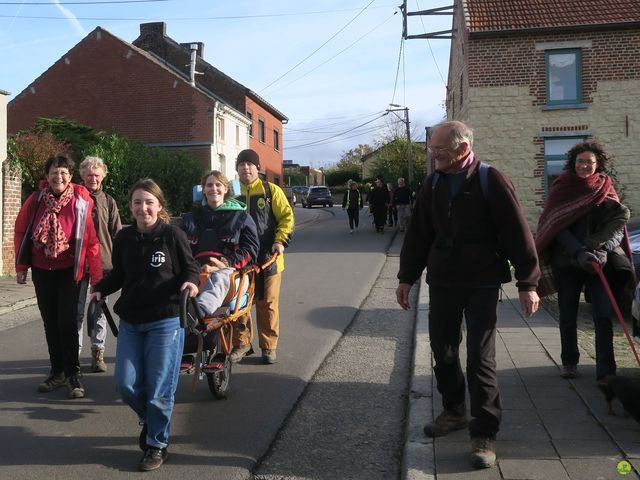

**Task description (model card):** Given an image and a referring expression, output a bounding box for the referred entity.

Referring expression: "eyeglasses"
[48,170,71,177]
[576,160,596,166]
[428,145,453,154]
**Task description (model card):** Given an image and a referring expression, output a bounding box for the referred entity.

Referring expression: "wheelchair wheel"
[206,324,232,399]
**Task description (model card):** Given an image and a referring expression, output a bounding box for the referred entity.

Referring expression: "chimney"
[189,43,198,86]
[180,41,204,58]
[139,22,166,38]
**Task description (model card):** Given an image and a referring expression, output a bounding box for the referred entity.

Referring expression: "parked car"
[301,186,333,208]
[291,186,309,206]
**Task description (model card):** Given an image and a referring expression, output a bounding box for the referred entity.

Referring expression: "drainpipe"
[189,43,198,86]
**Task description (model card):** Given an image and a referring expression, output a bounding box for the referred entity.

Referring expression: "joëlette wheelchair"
[88,253,277,400]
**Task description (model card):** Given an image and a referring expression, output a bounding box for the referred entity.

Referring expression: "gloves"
[593,249,607,267]
[575,250,599,272]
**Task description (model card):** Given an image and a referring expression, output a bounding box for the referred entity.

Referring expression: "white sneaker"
[349,229,353,234]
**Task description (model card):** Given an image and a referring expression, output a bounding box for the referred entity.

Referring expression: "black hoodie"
[95,220,200,323]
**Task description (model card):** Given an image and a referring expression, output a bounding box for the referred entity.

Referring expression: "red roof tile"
[463,0,640,33]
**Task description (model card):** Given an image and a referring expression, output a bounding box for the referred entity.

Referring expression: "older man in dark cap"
[231,149,294,364]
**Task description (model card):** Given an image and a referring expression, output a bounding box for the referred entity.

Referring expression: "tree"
[10,118,204,219]
[368,138,426,188]
[9,131,71,198]
[336,144,373,169]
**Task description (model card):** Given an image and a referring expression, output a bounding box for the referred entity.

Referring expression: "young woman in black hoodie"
[91,178,199,471]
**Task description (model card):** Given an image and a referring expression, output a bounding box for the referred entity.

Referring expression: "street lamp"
[387,104,413,185]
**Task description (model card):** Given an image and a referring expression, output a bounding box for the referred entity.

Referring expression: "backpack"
[431,161,490,199]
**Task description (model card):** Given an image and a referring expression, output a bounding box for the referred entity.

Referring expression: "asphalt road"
[0,206,401,480]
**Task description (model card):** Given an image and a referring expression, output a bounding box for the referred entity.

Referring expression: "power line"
[257,0,377,94]
[263,10,397,97]
[286,113,390,149]
[285,111,386,133]
[0,0,168,4]
[389,35,404,105]
[0,4,397,22]
[415,0,446,85]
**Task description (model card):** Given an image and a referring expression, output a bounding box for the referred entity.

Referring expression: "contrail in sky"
[52,0,88,36]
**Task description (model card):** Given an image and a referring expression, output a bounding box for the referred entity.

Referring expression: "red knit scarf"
[32,185,74,258]
[535,171,619,254]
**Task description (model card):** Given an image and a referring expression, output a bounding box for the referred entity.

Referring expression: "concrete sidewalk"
[404,281,640,480]
[0,272,37,321]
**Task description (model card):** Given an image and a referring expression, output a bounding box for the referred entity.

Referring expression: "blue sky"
[1,0,452,167]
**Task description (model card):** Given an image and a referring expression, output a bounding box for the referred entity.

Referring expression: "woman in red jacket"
[14,155,102,399]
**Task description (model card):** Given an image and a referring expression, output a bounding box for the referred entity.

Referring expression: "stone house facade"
[447,0,640,226]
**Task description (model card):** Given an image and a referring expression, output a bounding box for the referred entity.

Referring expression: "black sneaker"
[139,447,168,471]
[139,423,148,451]
[37,372,66,393]
[67,374,85,399]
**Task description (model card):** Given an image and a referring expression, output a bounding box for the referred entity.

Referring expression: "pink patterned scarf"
[32,185,74,258]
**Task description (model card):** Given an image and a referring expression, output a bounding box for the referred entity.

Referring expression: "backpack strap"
[431,162,490,199]
[478,162,490,199]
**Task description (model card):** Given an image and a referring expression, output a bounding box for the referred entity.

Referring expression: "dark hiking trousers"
[347,208,359,229]
[553,267,616,380]
[428,285,502,438]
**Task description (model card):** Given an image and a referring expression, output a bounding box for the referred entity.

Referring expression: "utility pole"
[388,104,413,185]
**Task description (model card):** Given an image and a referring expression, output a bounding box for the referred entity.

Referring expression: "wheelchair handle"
[179,288,204,329]
[259,251,279,272]
[87,297,119,337]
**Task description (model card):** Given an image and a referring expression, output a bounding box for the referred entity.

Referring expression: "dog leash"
[592,261,640,367]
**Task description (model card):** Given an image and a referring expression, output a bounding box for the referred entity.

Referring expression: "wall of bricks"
[2,162,21,275]
[246,96,284,184]
[466,29,640,106]
[8,28,214,147]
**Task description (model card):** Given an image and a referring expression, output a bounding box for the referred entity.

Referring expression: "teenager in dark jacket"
[396,121,540,469]
[341,180,364,233]
[394,177,413,232]
[91,179,199,472]
[180,170,259,316]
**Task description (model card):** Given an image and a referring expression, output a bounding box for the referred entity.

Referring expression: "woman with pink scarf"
[536,142,632,386]
[14,155,102,399]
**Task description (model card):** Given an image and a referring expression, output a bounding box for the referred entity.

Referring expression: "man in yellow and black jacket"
[232,149,294,364]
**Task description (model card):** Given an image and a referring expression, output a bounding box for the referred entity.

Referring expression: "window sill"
[542,103,588,111]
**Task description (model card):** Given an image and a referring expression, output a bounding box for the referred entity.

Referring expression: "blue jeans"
[114,317,184,449]
[553,267,616,380]
[76,276,108,352]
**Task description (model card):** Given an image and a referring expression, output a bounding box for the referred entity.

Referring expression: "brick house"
[7,26,276,183]
[1,88,9,274]
[133,22,288,184]
[446,0,640,225]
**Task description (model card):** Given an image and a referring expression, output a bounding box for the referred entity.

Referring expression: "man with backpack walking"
[395,121,540,469]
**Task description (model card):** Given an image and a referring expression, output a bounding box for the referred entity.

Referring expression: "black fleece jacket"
[398,159,540,291]
[95,221,200,323]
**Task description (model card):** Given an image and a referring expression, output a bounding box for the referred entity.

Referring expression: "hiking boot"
[67,374,85,399]
[423,409,468,437]
[559,365,577,379]
[139,423,148,451]
[262,349,277,365]
[139,447,168,471]
[91,349,107,373]
[229,344,252,364]
[37,372,66,393]
[470,437,497,468]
